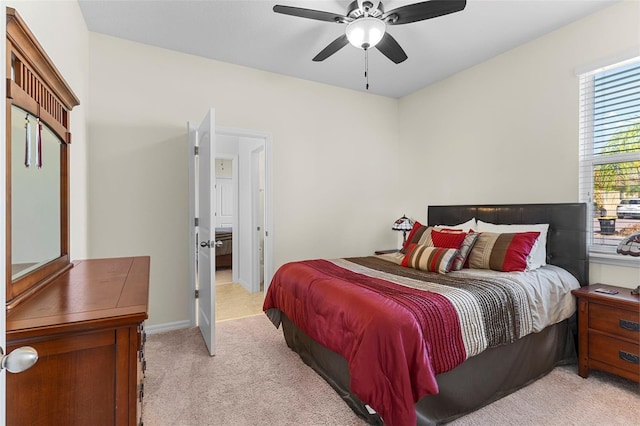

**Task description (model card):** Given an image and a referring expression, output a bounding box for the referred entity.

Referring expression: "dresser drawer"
[588,303,640,341]
[589,332,640,375]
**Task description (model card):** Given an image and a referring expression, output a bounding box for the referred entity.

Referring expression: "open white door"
[196,109,217,356]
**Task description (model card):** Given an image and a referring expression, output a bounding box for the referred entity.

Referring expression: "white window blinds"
[578,57,640,254]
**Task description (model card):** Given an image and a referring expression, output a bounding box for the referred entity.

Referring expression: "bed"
[215,227,233,269]
[263,203,588,425]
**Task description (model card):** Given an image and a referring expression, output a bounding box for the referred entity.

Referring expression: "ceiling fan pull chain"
[365,49,369,90]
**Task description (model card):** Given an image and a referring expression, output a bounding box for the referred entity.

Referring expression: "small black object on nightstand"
[375,249,400,255]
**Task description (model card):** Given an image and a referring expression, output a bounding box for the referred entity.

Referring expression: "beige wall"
[3,1,637,330]
[87,34,401,326]
[397,0,640,287]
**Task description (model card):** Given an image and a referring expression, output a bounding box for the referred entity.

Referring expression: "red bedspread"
[263,259,467,426]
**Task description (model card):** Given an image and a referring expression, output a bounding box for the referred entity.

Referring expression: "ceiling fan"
[273,0,467,64]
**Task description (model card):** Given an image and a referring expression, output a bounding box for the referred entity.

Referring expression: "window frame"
[578,56,640,266]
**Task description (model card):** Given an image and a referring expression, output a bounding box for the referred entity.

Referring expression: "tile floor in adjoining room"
[215,268,264,321]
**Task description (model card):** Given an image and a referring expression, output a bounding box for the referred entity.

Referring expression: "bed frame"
[428,203,588,286]
[279,203,588,425]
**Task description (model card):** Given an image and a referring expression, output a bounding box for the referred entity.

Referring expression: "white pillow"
[435,217,477,232]
[476,220,549,270]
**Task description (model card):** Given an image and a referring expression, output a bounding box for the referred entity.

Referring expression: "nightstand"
[572,284,640,382]
[375,249,400,255]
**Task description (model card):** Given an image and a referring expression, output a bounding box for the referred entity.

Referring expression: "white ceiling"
[78,0,621,98]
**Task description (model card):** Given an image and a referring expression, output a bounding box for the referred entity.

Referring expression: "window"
[579,57,640,257]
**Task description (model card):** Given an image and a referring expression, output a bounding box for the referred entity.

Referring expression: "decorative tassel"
[24,114,31,168]
[36,117,43,168]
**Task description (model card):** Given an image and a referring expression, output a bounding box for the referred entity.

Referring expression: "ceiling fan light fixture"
[345,17,386,50]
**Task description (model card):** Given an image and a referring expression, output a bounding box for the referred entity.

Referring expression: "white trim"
[575,47,640,75]
[264,133,274,294]
[250,144,264,294]
[187,122,198,327]
[589,251,640,268]
[145,320,192,335]
[237,278,251,292]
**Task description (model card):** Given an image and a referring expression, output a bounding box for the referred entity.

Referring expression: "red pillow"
[467,231,540,272]
[401,223,467,253]
[430,228,467,248]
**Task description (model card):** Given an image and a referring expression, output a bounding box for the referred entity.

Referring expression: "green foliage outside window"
[593,121,640,207]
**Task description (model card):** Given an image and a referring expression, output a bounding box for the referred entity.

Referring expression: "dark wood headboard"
[427,203,588,286]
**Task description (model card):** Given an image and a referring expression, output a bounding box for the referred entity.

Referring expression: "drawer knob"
[619,350,639,365]
[619,319,639,332]
[0,346,38,373]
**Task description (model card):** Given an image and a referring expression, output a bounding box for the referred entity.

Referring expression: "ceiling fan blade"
[376,33,408,64]
[273,5,348,23]
[383,0,466,25]
[313,34,349,62]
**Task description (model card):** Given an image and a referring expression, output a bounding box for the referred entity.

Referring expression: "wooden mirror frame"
[5,7,79,307]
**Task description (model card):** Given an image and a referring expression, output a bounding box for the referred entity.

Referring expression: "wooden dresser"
[572,284,640,382]
[6,256,150,426]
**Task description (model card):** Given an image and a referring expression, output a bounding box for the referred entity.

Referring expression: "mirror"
[10,105,62,280]
[6,7,79,305]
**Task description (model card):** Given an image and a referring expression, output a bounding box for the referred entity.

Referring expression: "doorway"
[213,150,263,321]
[189,123,273,330]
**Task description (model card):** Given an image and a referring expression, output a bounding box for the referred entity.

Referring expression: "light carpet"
[143,315,639,426]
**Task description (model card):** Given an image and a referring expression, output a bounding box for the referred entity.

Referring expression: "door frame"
[250,145,264,293]
[187,122,198,330]
[189,125,273,326]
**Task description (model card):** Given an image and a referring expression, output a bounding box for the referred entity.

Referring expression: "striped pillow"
[401,221,427,253]
[451,231,479,271]
[401,244,459,274]
[467,231,540,272]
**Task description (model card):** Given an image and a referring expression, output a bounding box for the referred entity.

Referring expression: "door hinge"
[194,217,199,226]
[194,146,199,155]
[195,290,199,299]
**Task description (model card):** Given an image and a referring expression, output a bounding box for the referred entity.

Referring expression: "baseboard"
[145,319,192,335]
[238,278,251,293]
